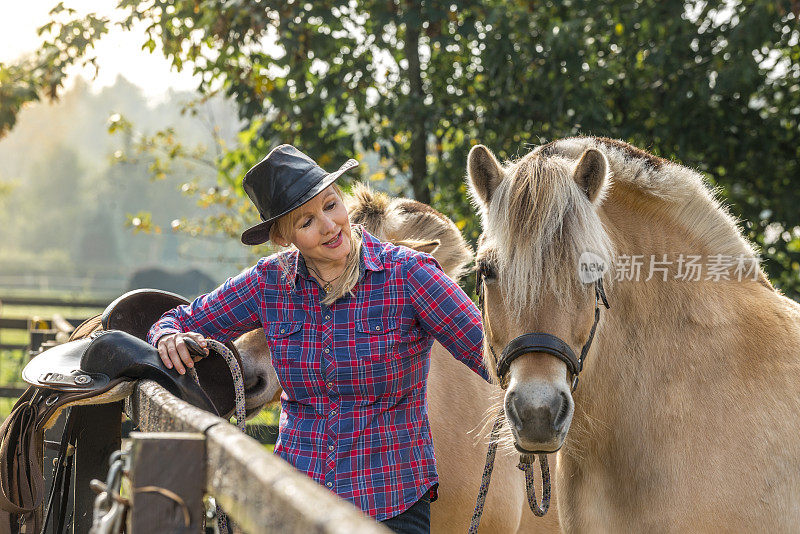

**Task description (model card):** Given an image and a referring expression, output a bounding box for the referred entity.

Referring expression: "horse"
[233,184,561,533]
[466,135,800,531]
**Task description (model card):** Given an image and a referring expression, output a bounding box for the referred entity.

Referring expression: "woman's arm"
[404,254,492,383]
[147,260,265,372]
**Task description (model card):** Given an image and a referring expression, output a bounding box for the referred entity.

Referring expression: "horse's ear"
[467,144,503,206]
[573,148,609,204]
[395,239,440,255]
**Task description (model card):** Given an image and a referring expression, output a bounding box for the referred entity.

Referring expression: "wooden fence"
[0,295,102,398]
[120,380,388,533]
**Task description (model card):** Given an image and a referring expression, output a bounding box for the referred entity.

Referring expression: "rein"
[468,408,550,534]
[469,266,610,530]
[86,338,247,534]
[186,338,246,534]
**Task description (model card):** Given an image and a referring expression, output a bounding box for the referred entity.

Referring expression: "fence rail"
[0,295,110,308]
[0,297,97,387]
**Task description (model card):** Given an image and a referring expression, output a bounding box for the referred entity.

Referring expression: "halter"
[476,263,610,390]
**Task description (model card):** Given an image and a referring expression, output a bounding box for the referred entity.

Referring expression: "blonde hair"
[269,184,363,305]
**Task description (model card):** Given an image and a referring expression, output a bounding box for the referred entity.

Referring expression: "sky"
[0,1,200,100]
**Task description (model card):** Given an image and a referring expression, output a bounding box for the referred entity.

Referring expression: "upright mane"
[347,183,473,282]
[472,136,766,316]
[537,137,759,259]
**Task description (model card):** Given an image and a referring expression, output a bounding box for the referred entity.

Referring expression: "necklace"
[306,261,345,292]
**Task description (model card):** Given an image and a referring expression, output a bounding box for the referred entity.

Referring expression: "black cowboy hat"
[240,144,358,245]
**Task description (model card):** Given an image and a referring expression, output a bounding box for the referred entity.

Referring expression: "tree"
[1,0,799,295]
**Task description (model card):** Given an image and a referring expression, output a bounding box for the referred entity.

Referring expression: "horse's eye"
[478,259,497,282]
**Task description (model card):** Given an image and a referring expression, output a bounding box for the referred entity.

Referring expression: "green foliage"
[0,3,109,137]
[1,0,799,296]
[0,79,249,296]
[0,181,15,202]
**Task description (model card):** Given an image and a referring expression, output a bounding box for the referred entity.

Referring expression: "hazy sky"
[0,1,200,99]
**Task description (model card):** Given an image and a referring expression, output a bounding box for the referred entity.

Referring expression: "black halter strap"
[497,333,581,379]
[477,268,610,390]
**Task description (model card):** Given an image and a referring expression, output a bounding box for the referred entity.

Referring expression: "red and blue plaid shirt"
[148,226,490,520]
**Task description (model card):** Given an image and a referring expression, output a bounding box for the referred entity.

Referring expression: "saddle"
[0,288,241,533]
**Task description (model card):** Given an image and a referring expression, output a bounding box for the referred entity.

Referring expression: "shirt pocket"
[266,321,303,363]
[354,317,399,361]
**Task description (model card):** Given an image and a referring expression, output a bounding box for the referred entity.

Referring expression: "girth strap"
[0,388,44,533]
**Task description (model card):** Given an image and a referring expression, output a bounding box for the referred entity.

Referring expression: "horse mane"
[537,137,759,260]
[476,145,614,315]
[478,136,765,315]
[346,183,473,282]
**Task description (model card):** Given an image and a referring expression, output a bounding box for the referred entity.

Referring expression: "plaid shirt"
[148,226,490,520]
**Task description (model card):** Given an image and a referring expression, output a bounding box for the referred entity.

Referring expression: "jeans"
[381,493,431,534]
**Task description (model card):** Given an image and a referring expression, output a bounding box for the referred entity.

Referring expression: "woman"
[148,145,491,533]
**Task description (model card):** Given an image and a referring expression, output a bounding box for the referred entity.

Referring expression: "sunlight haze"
[0,1,201,100]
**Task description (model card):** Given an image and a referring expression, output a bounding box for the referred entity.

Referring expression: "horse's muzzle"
[505,386,573,452]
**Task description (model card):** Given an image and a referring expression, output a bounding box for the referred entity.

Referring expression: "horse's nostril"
[506,392,523,430]
[552,391,570,432]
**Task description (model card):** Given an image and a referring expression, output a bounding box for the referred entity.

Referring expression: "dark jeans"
[381,494,431,534]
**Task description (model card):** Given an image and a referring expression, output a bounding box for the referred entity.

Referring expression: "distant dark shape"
[127,267,218,300]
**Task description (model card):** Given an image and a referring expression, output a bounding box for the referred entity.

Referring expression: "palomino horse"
[234,184,560,533]
[467,136,800,531]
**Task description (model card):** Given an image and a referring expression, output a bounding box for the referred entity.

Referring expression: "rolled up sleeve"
[404,255,492,383]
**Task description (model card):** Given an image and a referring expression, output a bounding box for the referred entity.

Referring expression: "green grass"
[1,303,102,323]
[246,406,279,426]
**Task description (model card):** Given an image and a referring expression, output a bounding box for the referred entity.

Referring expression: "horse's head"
[468,142,613,453]
[347,183,473,282]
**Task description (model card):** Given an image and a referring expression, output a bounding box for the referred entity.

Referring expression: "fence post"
[72,402,123,532]
[128,432,206,533]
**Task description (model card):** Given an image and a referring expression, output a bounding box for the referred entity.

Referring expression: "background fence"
[0,295,103,400]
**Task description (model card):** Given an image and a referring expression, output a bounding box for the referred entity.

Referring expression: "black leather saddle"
[0,288,240,533]
[21,330,217,414]
[24,288,240,418]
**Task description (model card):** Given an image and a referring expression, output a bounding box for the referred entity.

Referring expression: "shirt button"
[327,381,333,388]
[328,445,334,451]
[331,410,337,416]
[375,325,380,331]
[324,348,330,354]
[326,482,332,487]
[280,328,285,333]
[325,315,331,320]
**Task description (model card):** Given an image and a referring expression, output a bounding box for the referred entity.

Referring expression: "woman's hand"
[156,332,209,375]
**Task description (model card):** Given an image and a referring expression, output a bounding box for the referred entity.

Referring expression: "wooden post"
[128,432,205,533]
[72,402,123,533]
